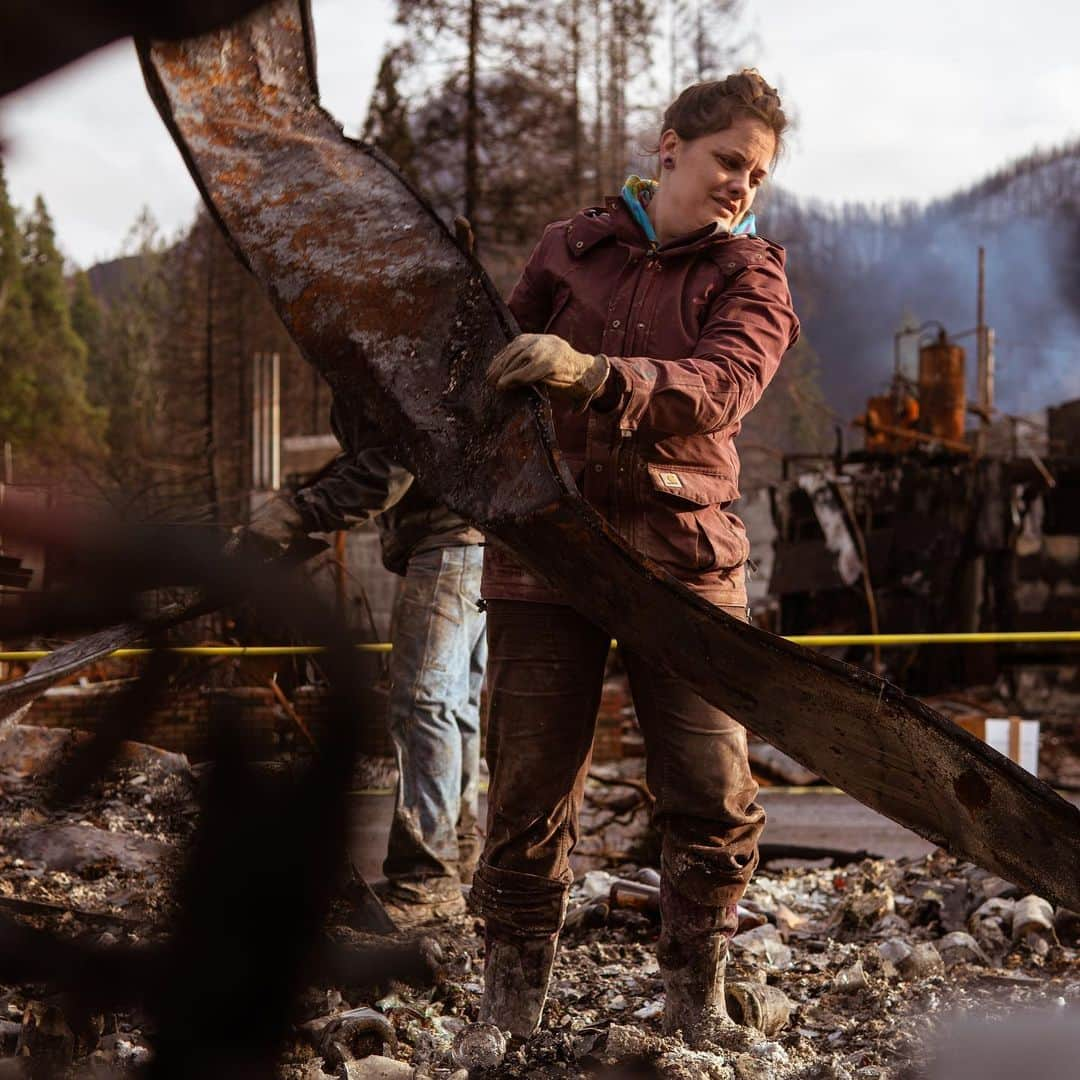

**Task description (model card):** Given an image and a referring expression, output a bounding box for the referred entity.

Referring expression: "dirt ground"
[0,724,1078,1078]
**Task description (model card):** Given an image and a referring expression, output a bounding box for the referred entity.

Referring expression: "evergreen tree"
[0,162,36,450]
[95,209,170,492]
[70,269,105,405]
[363,46,419,182]
[18,195,104,470]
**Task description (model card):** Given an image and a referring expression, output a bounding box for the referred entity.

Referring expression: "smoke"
[761,148,1080,421]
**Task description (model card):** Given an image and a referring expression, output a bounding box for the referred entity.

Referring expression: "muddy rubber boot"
[478,930,558,1039]
[658,880,737,1047]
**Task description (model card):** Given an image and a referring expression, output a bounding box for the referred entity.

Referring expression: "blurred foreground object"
[0,1,268,98]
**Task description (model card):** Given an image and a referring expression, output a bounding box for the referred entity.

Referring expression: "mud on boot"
[658,879,739,1047]
[376,876,466,930]
[478,930,558,1040]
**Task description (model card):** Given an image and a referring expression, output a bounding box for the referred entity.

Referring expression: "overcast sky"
[1,0,1077,268]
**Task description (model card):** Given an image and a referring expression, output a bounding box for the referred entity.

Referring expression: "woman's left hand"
[487,333,610,408]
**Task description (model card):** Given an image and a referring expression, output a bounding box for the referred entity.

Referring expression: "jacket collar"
[565,198,750,260]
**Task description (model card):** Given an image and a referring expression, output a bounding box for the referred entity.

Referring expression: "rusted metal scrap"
[132,0,1080,910]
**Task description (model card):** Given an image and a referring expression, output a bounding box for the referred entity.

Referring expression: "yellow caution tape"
[1,630,1079,663]
[785,631,1080,647]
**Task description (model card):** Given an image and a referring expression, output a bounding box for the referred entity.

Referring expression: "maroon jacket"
[482,196,800,606]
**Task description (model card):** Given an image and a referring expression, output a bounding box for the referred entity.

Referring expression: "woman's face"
[659,115,776,234]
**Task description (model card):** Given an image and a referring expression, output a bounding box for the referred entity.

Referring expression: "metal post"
[270,352,281,491]
[251,352,264,489]
[975,247,988,454]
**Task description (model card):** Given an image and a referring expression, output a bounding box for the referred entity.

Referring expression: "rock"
[337,1056,412,1080]
[731,923,794,969]
[600,1023,665,1060]
[1012,895,1055,942]
[876,939,912,970]
[897,942,944,980]
[972,916,1010,955]
[633,999,664,1020]
[833,960,869,993]
[7,823,168,876]
[656,1047,734,1079]
[971,897,1015,926]
[968,873,1018,907]
[936,931,988,967]
[836,887,895,931]
[450,1022,506,1071]
[871,913,910,938]
[750,1040,788,1063]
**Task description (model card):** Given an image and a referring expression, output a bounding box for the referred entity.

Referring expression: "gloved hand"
[486,333,610,409]
[235,493,308,559]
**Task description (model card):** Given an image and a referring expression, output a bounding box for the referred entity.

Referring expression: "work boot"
[376,876,467,930]
[658,879,737,1047]
[479,930,559,1039]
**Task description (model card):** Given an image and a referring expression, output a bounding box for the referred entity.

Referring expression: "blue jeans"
[383,544,487,887]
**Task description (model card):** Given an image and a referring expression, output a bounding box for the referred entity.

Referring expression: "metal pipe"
[251,352,263,489]
[852,417,971,454]
[270,352,281,490]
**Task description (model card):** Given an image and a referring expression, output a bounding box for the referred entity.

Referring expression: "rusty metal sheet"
[130,1,1080,908]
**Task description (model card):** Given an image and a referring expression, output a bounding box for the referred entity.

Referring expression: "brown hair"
[657,69,787,157]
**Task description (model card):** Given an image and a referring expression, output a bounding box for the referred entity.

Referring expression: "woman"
[471,71,800,1046]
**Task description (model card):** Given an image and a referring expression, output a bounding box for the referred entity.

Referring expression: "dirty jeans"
[382,545,487,888]
[470,600,764,939]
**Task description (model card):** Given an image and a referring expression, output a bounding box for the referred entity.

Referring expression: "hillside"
[761,142,1080,421]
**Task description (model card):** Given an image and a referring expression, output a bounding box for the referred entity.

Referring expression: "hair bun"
[657,71,787,157]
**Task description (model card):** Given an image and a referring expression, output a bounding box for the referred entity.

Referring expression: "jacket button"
[594,464,603,472]
[637,322,645,330]
[612,319,621,328]
[575,241,584,248]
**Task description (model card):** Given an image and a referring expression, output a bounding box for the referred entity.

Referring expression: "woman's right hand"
[487,333,610,409]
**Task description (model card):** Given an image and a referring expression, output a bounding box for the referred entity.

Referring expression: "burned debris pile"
[0,737,1077,1079]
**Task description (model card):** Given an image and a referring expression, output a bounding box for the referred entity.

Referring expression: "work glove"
[235,492,308,559]
[486,333,610,410]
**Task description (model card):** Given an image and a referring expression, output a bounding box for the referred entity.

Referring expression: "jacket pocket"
[639,464,748,574]
[543,288,572,334]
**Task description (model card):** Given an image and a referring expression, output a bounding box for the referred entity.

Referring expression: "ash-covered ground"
[0,725,1078,1079]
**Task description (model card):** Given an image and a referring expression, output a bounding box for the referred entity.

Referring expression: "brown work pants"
[470,600,765,940]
